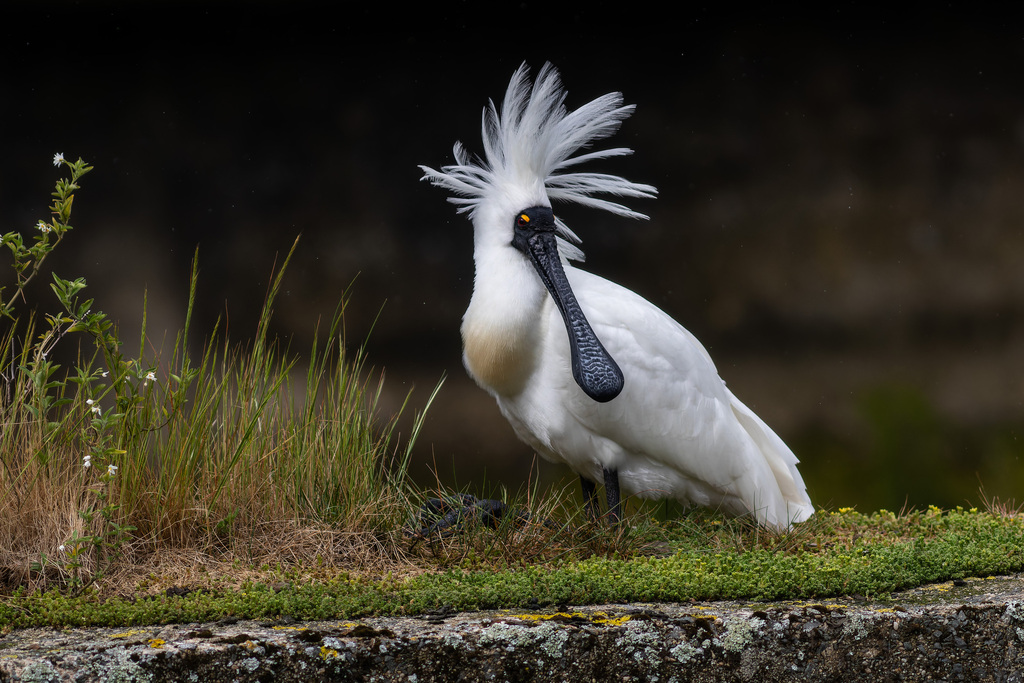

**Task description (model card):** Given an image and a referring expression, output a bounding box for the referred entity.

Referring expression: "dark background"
[4,2,1024,513]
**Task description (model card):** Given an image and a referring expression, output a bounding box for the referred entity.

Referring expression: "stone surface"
[2,575,1024,682]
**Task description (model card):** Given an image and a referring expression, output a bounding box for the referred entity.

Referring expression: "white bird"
[419,63,813,530]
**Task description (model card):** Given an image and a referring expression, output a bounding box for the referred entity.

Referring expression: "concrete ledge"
[2,575,1023,682]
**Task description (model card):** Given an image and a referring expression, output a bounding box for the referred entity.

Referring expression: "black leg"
[603,467,622,524]
[580,475,600,521]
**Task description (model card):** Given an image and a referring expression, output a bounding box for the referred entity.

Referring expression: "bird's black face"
[510,206,623,403]
[511,206,557,255]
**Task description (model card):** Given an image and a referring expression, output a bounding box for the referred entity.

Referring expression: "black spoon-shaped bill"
[512,207,624,403]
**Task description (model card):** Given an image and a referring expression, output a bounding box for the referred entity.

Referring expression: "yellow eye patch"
[519,214,530,222]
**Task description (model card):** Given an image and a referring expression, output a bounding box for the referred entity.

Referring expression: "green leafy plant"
[1,155,135,592]
[2,153,93,320]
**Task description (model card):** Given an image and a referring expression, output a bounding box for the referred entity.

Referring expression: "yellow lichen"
[506,611,632,626]
[592,614,631,626]
[109,630,146,639]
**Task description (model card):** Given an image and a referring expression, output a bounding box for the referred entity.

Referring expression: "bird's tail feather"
[728,390,814,528]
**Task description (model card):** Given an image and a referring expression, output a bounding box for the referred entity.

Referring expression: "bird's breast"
[461,245,554,398]
[461,314,541,397]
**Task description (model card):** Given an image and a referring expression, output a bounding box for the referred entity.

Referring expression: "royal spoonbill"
[419,63,813,530]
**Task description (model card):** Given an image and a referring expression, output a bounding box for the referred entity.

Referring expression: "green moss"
[2,507,1022,629]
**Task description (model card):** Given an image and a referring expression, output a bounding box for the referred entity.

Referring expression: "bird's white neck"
[461,242,550,398]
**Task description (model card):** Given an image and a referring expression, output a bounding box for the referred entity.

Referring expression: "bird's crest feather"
[419,63,657,261]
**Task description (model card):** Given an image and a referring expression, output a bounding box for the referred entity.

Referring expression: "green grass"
[0,242,435,587]
[1,157,437,599]
[2,506,1022,629]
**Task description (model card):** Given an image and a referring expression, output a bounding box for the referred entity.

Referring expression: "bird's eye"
[517,214,530,226]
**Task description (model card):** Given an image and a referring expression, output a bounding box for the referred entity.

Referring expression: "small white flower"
[36,221,52,233]
[143,370,157,386]
[53,152,64,167]
[101,370,109,378]
[86,399,101,416]
[58,545,66,553]
[83,455,92,468]
[107,464,118,476]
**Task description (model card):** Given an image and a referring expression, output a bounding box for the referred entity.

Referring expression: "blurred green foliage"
[794,384,1024,512]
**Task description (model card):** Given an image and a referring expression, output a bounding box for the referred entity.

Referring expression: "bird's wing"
[560,268,812,526]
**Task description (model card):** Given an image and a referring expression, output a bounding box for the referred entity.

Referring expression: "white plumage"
[420,63,813,530]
